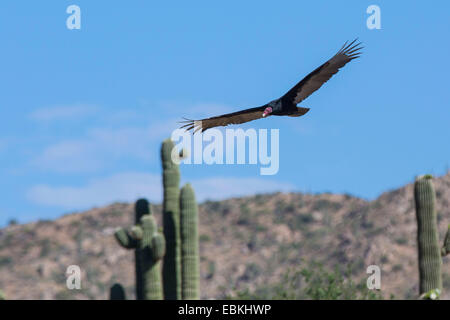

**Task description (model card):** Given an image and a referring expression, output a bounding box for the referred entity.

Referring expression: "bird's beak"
[262,107,272,117]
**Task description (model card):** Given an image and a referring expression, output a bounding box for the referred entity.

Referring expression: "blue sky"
[1,1,449,226]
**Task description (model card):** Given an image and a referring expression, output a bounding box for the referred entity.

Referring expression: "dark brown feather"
[179,106,266,132]
[282,39,363,105]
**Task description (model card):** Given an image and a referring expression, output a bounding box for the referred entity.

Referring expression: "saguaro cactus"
[110,283,126,300]
[114,199,165,300]
[180,183,200,299]
[414,175,442,297]
[161,138,182,300]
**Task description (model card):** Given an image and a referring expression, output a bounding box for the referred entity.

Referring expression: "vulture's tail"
[288,107,310,117]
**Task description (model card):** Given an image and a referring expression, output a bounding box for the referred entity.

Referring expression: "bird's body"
[180,39,363,133]
[265,99,310,117]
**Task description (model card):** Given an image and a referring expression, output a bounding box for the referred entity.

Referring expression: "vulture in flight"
[180,39,362,133]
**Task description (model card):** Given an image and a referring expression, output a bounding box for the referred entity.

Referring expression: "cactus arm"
[442,225,450,257]
[151,234,166,261]
[114,228,138,249]
[130,225,143,240]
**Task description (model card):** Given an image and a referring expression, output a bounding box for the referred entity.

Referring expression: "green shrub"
[0,256,12,267]
[228,262,385,300]
[199,234,211,242]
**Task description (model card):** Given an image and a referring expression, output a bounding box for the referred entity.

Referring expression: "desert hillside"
[0,173,449,299]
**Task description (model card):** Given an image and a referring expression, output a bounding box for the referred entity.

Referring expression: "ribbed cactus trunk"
[414,175,442,297]
[109,283,126,300]
[114,199,165,300]
[134,199,146,299]
[138,214,165,299]
[161,139,182,300]
[180,184,200,299]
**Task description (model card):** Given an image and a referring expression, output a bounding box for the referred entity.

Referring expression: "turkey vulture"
[180,39,362,133]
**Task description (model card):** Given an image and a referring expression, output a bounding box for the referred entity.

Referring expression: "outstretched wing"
[179,106,266,133]
[282,39,363,105]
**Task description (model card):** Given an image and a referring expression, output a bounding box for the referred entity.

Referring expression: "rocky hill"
[0,173,449,300]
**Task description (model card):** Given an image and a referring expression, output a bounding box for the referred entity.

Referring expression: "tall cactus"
[161,138,182,300]
[0,289,5,300]
[180,183,200,299]
[114,199,165,300]
[110,283,126,300]
[414,175,442,297]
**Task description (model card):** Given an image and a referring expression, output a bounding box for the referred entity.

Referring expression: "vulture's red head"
[262,106,272,117]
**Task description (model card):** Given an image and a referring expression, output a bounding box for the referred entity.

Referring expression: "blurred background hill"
[1,172,449,300]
